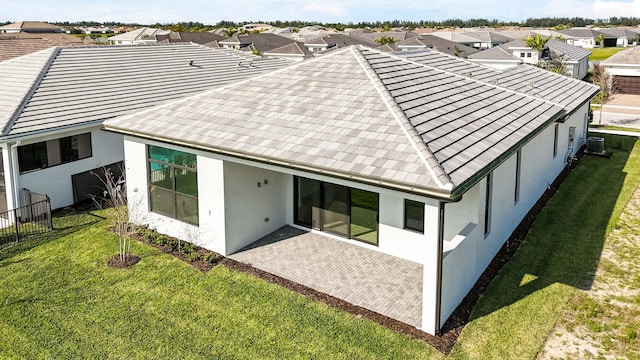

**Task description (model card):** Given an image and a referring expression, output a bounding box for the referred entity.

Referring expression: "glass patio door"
[322,183,350,238]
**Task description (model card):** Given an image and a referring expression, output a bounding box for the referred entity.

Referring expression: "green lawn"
[1,134,639,359]
[589,47,627,61]
[450,133,640,359]
[0,209,439,359]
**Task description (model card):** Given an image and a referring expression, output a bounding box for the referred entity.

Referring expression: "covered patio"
[229,226,424,328]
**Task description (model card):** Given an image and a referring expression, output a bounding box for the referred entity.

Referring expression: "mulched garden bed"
[123,156,577,354]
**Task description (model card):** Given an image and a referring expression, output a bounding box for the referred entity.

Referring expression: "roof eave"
[103,125,456,200]
[449,108,567,200]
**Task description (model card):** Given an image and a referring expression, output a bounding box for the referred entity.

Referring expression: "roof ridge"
[350,46,454,191]
[2,47,60,136]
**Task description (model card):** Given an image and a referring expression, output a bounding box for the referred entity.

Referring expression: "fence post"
[46,196,52,230]
[13,208,19,242]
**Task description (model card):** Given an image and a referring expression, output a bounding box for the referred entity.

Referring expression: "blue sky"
[3,0,640,24]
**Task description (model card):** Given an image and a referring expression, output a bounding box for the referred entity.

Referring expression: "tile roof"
[107,27,170,42]
[398,49,599,111]
[0,44,291,136]
[597,28,640,39]
[468,38,591,62]
[406,35,480,57]
[0,33,84,61]
[263,42,313,57]
[467,46,521,61]
[601,46,640,64]
[154,32,225,44]
[104,47,583,197]
[0,21,61,32]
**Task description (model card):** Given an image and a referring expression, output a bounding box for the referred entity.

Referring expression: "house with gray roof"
[0,44,290,213]
[397,34,479,57]
[103,46,598,336]
[601,46,640,94]
[557,28,616,48]
[596,28,640,47]
[107,27,171,45]
[431,31,511,50]
[0,21,62,34]
[468,38,591,79]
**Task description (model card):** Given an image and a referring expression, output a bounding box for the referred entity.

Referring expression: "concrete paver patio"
[229,226,423,328]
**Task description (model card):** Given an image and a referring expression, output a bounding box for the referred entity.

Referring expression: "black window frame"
[484,172,492,236]
[403,199,425,234]
[17,133,92,174]
[515,149,521,204]
[147,145,199,226]
[17,141,48,173]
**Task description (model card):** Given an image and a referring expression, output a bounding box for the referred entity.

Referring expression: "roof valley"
[350,46,454,191]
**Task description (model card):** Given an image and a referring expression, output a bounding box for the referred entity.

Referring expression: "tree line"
[36,16,640,32]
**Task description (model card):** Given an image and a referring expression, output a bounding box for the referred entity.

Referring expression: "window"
[18,142,48,172]
[526,52,532,58]
[404,199,425,233]
[515,150,521,203]
[17,133,92,173]
[148,145,198,225]
[484,172,492,236]
[520,52,526,57]
[553,123,559,157]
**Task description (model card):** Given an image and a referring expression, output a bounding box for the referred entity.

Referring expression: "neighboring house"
[0,44,290,213]
[0,32,84,61]
[303,33,377,54]
[596,28,640,47]
[601,46,640,95]
[430,31,510,50]
[468,38,591,79]
[103,46,598,336]
[0,21,62,34]
[107,27,170,45]
[397,34,479,57]
[242,23,273,32]
[219,33,303,55]
[359,31,418,43]
[557,28,616,48]
[262,42,313,62]
[154,32,225,45]
[497,29,565,41]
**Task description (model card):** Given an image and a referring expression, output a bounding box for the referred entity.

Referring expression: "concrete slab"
[229,225,423,328]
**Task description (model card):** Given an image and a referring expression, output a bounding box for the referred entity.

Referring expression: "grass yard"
[1,134,639,359]
[0,210,439,359]
[589,47,627,61]
[449,133,640,359]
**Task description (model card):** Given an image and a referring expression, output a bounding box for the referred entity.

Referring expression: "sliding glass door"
[294,176,379,245]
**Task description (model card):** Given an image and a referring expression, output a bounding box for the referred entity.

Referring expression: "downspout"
[9,140,21,209]
[435,201,445,335]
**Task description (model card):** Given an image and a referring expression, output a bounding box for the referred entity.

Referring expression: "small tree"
[590,63,612,105]
[596,33,605,47]
[375,35,396,45]
[90,166,139,265]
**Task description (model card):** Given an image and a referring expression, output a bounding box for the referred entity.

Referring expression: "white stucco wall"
[17,127,124,209]
[439,105,590,325]
[223,162,289,254]
[603,64,640,77]
[468,59,521,70]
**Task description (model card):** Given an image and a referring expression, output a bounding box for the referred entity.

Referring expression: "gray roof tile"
[0,44,291,136]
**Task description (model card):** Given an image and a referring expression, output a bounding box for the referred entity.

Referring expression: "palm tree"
[223,27,237,38]
[525,34,550,50]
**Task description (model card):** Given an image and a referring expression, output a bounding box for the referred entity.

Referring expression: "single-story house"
[600,46,640,95]
[431,31,511,50]
[468,38,591,79]
[596,28,640,47]
[107,27,171,45]
[557,28,616,48]
[396,34,479,57]
[103,46,599,335]
[0,44,290,214]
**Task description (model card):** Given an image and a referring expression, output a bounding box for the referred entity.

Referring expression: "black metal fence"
[0,189,53,246]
